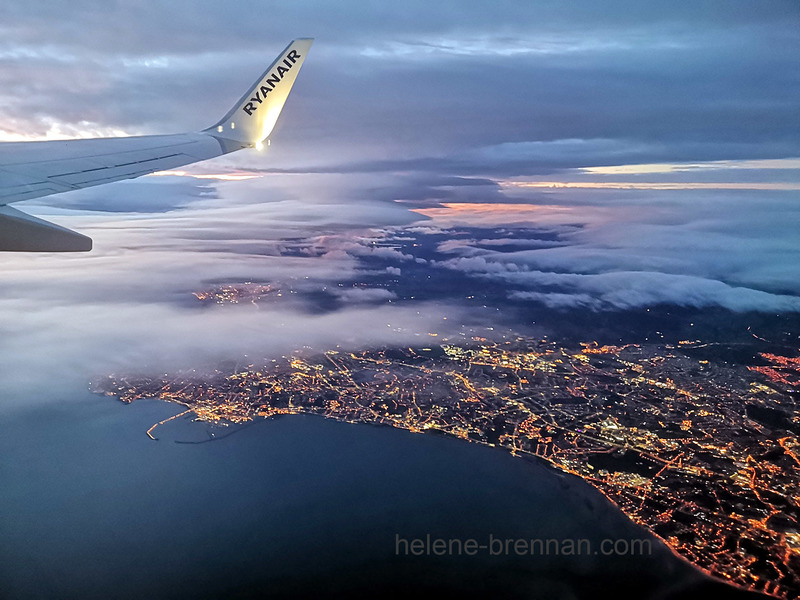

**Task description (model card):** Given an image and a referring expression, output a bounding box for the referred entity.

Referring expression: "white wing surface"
[0,38,313,252]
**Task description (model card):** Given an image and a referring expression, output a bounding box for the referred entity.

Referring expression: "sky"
[1,0,799,404]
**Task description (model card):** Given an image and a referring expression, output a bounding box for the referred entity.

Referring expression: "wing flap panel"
[0,205,92,252]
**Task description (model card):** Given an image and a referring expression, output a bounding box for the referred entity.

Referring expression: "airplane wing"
[0,38,313,252]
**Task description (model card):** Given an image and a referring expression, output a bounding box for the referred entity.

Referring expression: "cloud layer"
[0,174,462,405]
[1,2,799,409]
[416,185,800,311]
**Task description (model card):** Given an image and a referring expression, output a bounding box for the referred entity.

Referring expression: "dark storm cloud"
[363,175,507,208]
[256,140,800,181]
[4,1,793,52]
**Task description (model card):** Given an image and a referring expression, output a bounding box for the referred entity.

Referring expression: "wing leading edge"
[0,38,313,252]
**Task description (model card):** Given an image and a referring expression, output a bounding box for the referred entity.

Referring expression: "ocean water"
[0,393,762,600]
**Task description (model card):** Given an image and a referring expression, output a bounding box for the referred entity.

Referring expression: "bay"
[0,393,762,599]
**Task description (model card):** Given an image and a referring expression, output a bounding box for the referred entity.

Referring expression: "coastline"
[141,402,770,599]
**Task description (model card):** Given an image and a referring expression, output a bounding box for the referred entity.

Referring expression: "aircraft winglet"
[205,38,313,150]
[0,38,313,252]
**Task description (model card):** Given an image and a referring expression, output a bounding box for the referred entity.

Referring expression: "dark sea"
[0,393,764,600]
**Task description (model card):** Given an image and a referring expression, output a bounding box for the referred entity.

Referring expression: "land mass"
[94,336,800,598]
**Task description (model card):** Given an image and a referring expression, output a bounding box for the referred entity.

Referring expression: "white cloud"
[333,287,396,303]
[501,270,800,312]
[0,174,450,408]
[426,189,800,312]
